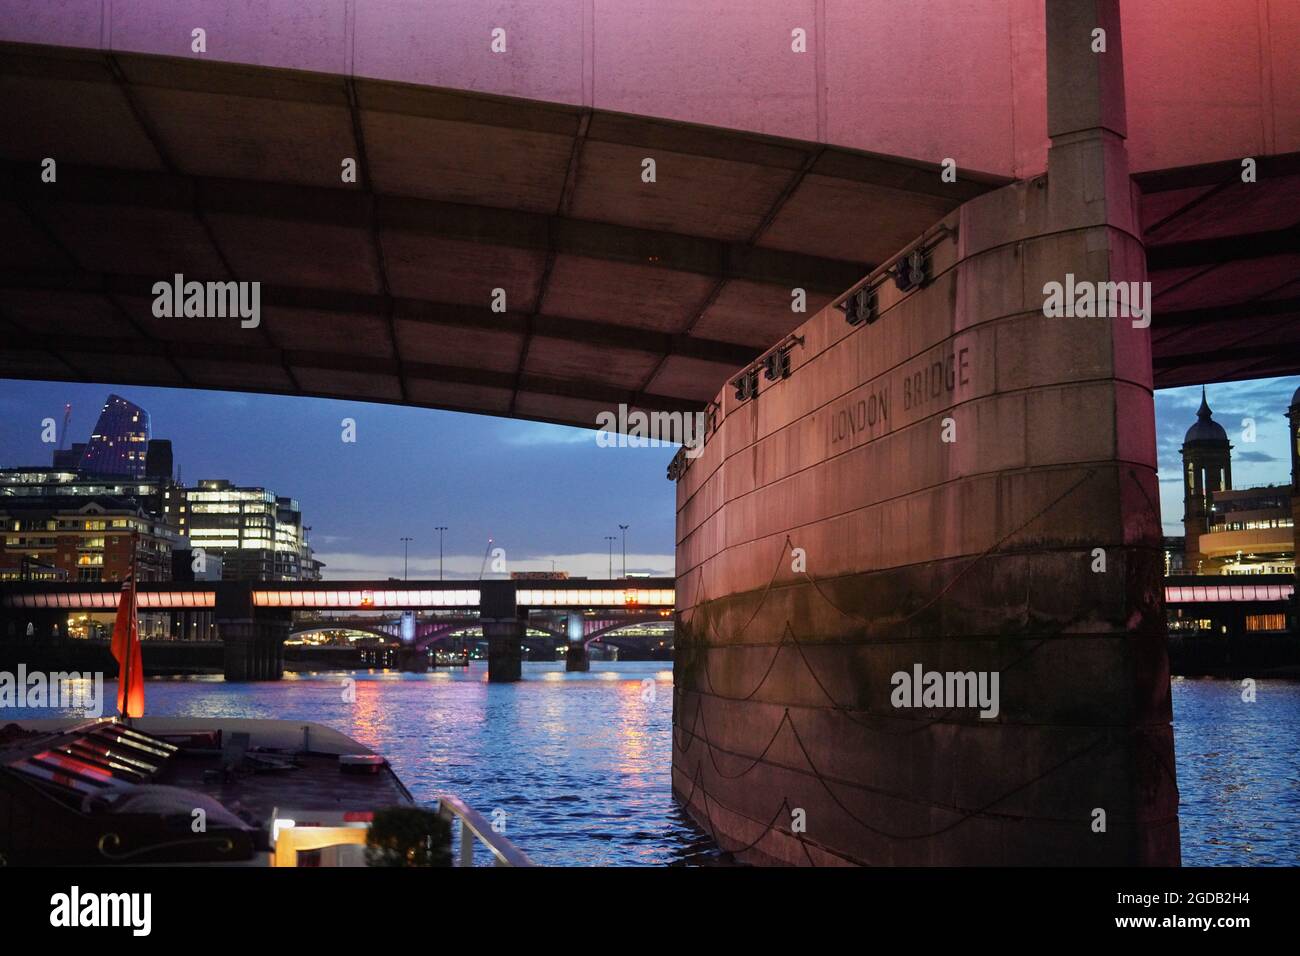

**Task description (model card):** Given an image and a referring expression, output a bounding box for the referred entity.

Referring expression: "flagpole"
[122,529,139,725]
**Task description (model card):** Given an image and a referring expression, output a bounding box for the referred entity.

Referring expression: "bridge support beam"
[484,620,523,682]
[218,616,289,681]
[564,613,588,672]
[215,583,288,681]
[480,581,523,682]
[398,647,429,672]
[671,0,1177,866]
[565,640,589,672]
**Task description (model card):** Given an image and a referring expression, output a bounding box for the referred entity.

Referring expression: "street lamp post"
[619,524,629,578]
[400,536,413,581]
[605,535,616,579]
[435,526,447,580]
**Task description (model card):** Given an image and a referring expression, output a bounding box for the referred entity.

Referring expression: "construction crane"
[57,402,71,450]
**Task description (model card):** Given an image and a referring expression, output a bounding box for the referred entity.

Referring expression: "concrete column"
[483,620,523,682]
[480,580,522,682]
[671,0,1177,866]
[565,642,589,670]
[398,646,429,672]
[215,583,289,682]
[565,612,589,671]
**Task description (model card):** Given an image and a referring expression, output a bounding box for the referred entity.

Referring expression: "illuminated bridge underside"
[1139,158,1300,388]
[1,44,1294,417]
[0,44,1002,428]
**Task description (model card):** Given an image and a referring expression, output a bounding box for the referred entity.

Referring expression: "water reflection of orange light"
[345,678,386,746]
[611,677,650,775]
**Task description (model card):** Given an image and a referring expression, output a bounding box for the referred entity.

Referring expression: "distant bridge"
[0,578,675,680]
[289,608,671,648]
[0,578,674,612]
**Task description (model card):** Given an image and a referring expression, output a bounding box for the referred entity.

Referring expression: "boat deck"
[157,750,412,826]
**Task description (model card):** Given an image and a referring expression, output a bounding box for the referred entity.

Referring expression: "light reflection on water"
[1171,677,1300,866]
[4,666,1295,865]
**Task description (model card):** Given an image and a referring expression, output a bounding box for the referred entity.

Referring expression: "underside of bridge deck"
[1139,154,1300,388]
[0,42,1007,428]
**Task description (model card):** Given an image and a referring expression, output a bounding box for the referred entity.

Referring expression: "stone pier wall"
[671,112,1179,863]
[218,616,288,681]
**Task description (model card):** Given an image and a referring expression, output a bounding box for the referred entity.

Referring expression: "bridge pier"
[215,583,288,682]
[218,616,288,681]
[564,613,588,672]
[484,620,522,682]
[398,647,429,672]
[482,581,522,682]
[672,0,1178,866]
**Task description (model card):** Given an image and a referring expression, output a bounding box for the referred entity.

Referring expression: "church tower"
[1181,388,1232,574]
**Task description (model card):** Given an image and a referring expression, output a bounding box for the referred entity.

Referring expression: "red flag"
[110,565,144,718]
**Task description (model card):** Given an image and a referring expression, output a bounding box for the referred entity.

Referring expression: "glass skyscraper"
[78,394,151,478]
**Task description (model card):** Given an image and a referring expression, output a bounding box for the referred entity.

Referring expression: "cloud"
[311,534,350,546]
[1235,451,1277,463]
[496,421,593,447]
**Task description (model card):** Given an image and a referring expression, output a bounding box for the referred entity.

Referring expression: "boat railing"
[435,794,534,867]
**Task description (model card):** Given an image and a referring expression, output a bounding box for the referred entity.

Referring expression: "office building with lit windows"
[1,468,186,532]
[185,479,322,581]
[77,393,151,478]
[0,497,178,582]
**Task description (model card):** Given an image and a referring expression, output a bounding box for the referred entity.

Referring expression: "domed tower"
[1181,388,1232,573]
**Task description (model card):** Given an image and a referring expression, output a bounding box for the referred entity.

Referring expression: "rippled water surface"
[5,664,1296,865]
[1171,677,1300,866]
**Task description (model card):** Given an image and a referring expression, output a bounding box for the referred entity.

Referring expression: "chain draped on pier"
[673,466,1175,863]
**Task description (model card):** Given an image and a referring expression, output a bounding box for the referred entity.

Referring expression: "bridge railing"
[436,794,533,867]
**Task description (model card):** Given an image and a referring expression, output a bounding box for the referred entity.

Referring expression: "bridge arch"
[289,623,399,642]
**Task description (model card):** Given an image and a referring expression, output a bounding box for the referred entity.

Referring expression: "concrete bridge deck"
[2,1,1297,421]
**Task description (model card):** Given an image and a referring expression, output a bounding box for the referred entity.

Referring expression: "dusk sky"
[0,378,677,580]
[1,374,1296,578]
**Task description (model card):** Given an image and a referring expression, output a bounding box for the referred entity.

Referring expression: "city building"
[2,392,322,583]
[185,479,322,581]
[50,443,86,471]
[1180,388,1297,575]
[77,393,151,478]
[145,439,174,480]
[0,497,179,582]
[1,468,187,535]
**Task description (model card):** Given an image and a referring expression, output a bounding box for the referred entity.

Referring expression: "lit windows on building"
[181,479,320,581]
[77,394,151,478]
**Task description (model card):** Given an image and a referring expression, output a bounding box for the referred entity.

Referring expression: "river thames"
[4,664,1297,866]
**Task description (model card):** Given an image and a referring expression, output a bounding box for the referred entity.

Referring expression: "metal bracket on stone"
[666,398,721,482]
[835,222,958,325]
[730,334,806,404]
[731,367,760,402]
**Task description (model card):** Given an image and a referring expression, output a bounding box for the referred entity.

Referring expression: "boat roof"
[1,717,413,828]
